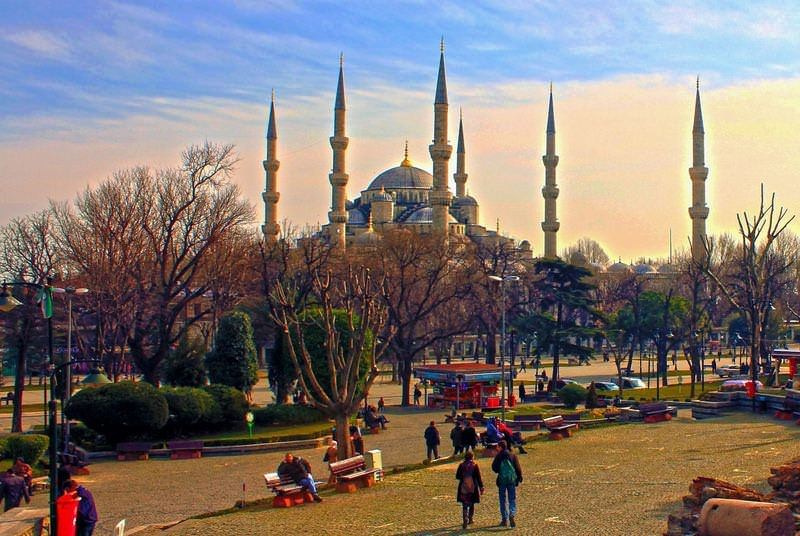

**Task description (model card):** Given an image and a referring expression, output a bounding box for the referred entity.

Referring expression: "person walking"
[461,420,478,453]
[491,440,523,527]
[414,384,423,406]
[0,469,29,512]
[424,420,440,461]
[64,479,98,536]
[277,453,323,503]
[518,382,526,402]
[450,421,464,457]
[323,440,339,483]
[377,397,385,413]
[455,451,484,529]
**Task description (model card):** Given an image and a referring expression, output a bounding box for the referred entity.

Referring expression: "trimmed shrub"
[559,383,587,409]
[253,404,325,426]
[206,312,258,393]
[161,386,218,436]
[164,334,207,387]
[69,423,102,450]
[5,434,49,464]
[65,381,169,442]
[202,384,248,428]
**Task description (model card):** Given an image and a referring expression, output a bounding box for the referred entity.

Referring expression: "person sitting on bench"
[497,420,527,454]
[277,453,322,503]
[364,405,389,429]
[485,418,502,445]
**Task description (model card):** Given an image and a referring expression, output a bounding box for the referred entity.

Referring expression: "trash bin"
[56,492,81,536]
[745,381,756,399]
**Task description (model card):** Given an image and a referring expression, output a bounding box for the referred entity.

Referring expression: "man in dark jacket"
[277,453,322,502]
[450,421,464,456]
[64,479,98,536]
[424,421,440,460]
[491,440,523,527]
[0,469,30,512]
[461,421,478,452]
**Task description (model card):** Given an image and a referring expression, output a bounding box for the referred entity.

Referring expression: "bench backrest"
[330,455,365,476]
[167,440,204,449]
[513,414,543,422]
[542,416,564,428]
[563,413,581,422]
[638,402,667,413]
[117,442,153,452]
[264,472,295,488]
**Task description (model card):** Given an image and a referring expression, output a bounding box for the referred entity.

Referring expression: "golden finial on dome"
[401,140,411,167]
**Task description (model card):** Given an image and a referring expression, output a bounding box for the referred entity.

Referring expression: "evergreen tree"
[164,333,207,387]
[206,312,258,397]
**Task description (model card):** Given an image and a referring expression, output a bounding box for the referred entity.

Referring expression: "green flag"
[37,286,53,319]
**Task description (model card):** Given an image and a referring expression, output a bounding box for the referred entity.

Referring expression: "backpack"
[498,457,516,486]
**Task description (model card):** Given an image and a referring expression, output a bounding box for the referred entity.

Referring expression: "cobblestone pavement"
[40,411,800,535]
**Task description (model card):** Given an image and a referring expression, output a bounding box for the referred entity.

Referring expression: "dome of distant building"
[658,263,676,274]
[452,195,478,207]
[608,261,632,273]
[634,263,657,274]
[400,206,459,224]
[366,164,433,191]
[348,208,367,225]
[590,262,606,273]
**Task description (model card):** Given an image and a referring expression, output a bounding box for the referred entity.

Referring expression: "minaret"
[688,77,709,262]
[262,90,280,241]
[541,83,560,258]
[453,109,467,198]
[328,54,349,249]
[429,38,453,235]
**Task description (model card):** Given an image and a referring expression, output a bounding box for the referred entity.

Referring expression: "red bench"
[329,455,380,493]
[542,415,578,440]
[264,472,315,508]
[167,440,203,460]
[116,442,153,461]
[638,402,673,423]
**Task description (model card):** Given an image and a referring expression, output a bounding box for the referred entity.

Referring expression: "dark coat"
[277,458,312,484]
[491,449,523,487]
[0,473,29,511]
[75,485,98,525]
[424,425,440,446]
[450,425,463,447]
[461,425,478,447]
[455,460,484,505]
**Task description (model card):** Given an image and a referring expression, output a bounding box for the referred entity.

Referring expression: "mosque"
[260,43,709,269]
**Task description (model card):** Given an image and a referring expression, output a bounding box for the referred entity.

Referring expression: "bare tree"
[563,237,610,266]
[704,185,795,395]
[270,263,390,459]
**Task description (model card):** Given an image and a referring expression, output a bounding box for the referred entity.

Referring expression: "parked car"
[609,377,647,389]
[720,379,763,392]
[554,378,579,390]
[716,365,743,378]
[593,381,620,392]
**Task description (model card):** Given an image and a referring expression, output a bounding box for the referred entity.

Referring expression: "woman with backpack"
[491,440,523,528]
[455,451,484,529]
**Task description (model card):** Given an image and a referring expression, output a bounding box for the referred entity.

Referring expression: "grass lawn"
[195,420,331,443]
[0,403,49,414]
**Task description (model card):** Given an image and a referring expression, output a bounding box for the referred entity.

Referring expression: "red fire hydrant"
[56,492,81,536]
[745,380,756,399]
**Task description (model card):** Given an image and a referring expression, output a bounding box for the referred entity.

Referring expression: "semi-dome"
[634,263,657,274]
[367,164,433,191]
[608,261,632,273]
[347,208,367,225]
[453,195,478,207]
[402,206,458,224]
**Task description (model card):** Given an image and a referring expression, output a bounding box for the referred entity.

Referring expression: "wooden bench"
[638,402,673,423]
[512,414,544,431]
[116,442,153,461]
[264,472,314,508]
[563,413,582,424]
[774,395,800,420]
[542,415,578,440]
[167,440,203,460]
[1,392,14,406]
[329,455,379,493]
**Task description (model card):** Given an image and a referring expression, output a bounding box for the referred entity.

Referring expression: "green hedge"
[162,386,218,436]
[253,404,325,426]
[559,383,587,409]
[202,384,248,428]
[5,434,49,464]
[65,381,169,443]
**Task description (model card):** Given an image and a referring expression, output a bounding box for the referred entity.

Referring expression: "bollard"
[698,498,794,536]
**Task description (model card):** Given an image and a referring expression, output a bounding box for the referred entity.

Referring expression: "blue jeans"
[498,483,517,520]
[299,476,317,494]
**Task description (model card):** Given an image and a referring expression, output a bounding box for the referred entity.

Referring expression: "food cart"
[413,363,515,409]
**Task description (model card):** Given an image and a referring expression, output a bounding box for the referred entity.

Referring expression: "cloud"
[4,30,70,59]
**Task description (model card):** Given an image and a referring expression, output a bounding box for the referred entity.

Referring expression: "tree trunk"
[334,412,353,460]
[11,343,27,433]
[485,332,497,365]
[400,358,412,407]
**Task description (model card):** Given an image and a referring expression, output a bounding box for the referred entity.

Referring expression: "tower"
[688,78,709,262]
[541,84,560,258]
[453,109,467,198]
[262,91,280,241]
[429,39,453,235]
[328,54,349,249]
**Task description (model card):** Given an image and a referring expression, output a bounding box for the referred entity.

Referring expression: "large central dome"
[366,164,433,191]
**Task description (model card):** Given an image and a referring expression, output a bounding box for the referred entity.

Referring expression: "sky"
[2,0,800,262]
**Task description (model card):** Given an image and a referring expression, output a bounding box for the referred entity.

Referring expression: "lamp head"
[0,285,22,313]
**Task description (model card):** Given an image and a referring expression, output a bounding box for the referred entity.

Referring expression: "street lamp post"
[52,286,89,450]
[488,274,519,422]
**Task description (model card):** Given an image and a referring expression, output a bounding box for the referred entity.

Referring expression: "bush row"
[0,434,49,464]
[252,404,325,426]
[65,382,248,445]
